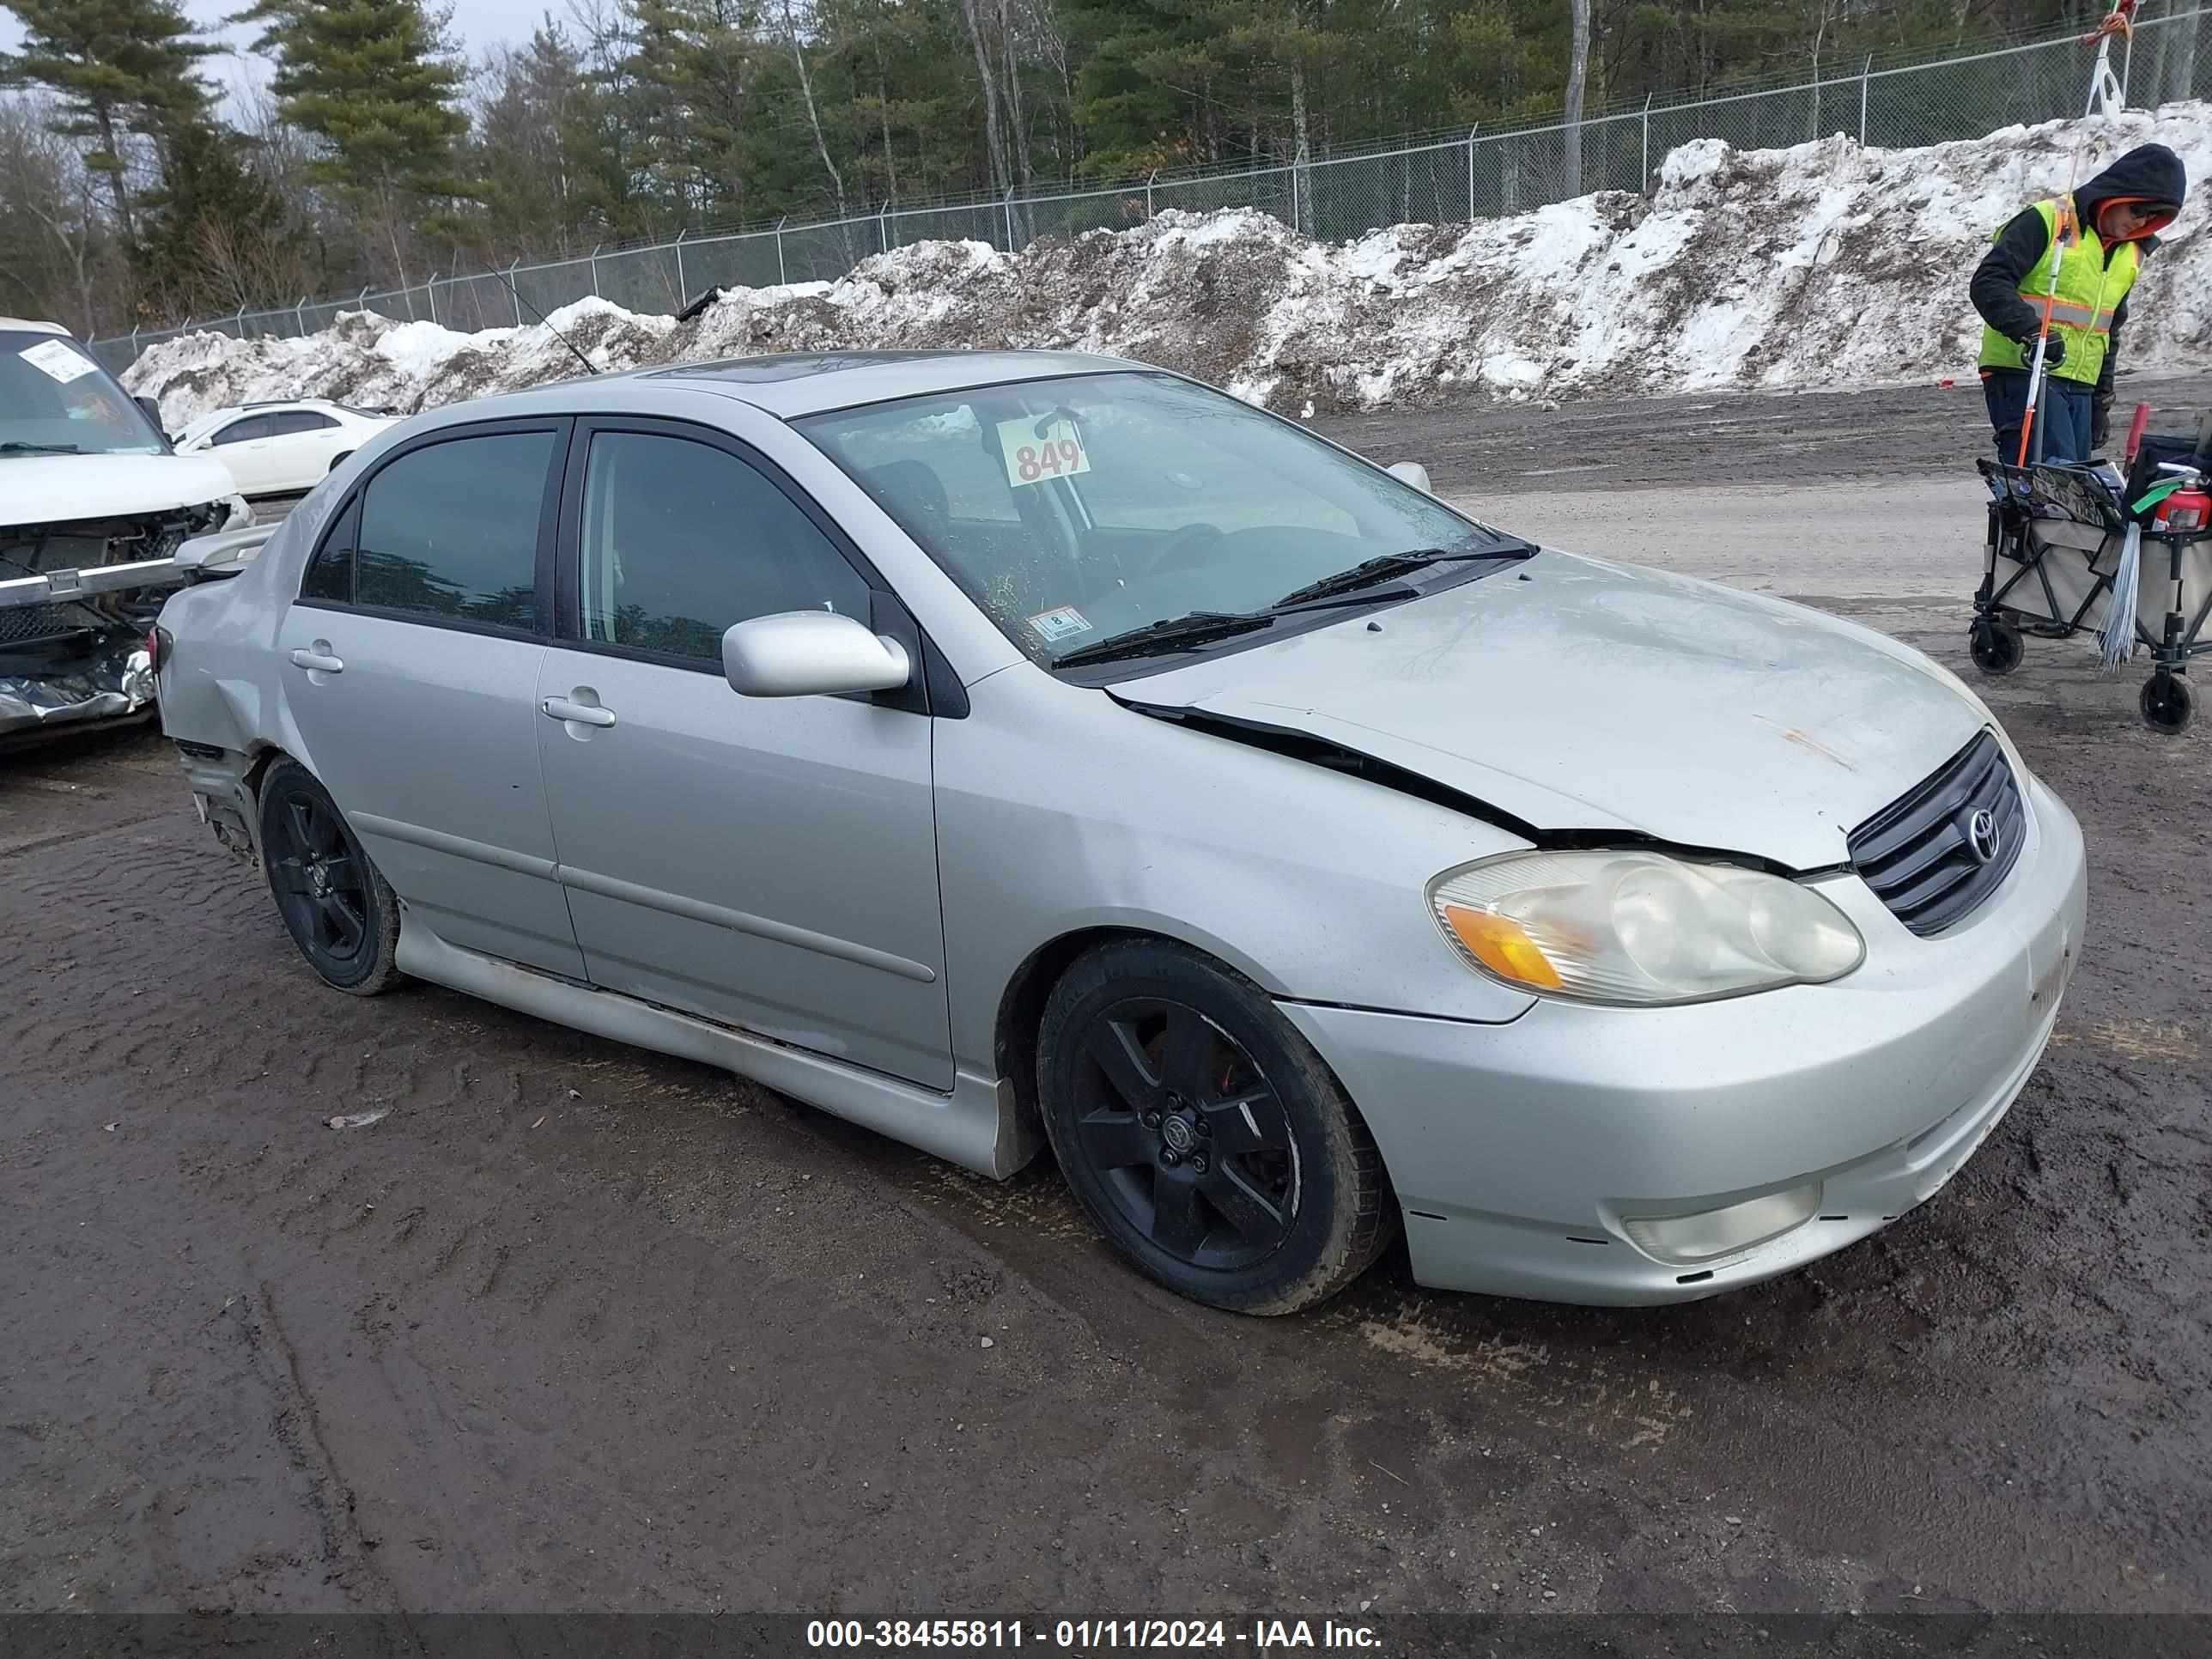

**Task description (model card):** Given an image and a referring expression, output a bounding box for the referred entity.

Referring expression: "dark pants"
[1984,368,2094,465]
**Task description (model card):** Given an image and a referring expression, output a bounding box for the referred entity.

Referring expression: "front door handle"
[289,646,343,673]
[542,696,617,728]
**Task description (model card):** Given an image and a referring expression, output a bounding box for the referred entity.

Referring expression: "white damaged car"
[1,319,252,748]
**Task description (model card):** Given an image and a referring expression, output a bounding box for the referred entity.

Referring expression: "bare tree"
[779,0,846,211]
[0,94,107,332]
[958,0,1012,200]
[1561,0,1591,195]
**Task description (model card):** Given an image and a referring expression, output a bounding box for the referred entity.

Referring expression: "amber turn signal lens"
[1440,903,1563,989]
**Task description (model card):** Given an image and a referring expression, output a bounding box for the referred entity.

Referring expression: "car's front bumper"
[1281,771,2088,1306]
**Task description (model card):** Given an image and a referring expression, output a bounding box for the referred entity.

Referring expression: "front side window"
[333,429,554,628]
[576,430,870,665]
[0,328,168,457]
[798,371,1504,666]
[212,415,271,446]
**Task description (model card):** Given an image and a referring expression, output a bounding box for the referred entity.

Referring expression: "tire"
[1969,615,2023,675]
[2140,672,2194,735]
[257,758,404,994]
[1036,939,1395,1315]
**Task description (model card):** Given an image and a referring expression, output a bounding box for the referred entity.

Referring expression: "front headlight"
[1427,850,1864,1006]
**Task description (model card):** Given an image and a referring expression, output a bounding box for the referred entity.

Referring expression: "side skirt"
[396,918,1037,1179]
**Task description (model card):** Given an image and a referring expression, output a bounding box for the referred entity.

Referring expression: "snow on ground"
[126,102,2212,428]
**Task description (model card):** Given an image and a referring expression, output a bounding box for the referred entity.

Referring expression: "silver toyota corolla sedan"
[154,351,2086,1314]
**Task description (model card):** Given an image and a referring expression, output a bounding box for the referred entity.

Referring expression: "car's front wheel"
[258,759,403,994]
[1036,940,1395,1314]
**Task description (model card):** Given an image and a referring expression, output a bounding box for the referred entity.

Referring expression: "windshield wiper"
[1052,610,1277,669]
[1269,541,1533,610]
[0,441,84,456]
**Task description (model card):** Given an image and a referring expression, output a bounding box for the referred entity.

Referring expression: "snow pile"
[127,101,2212,425]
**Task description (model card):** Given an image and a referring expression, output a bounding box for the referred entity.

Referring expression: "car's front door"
[278,419,586,978]
[534,417,951,1088]
[209,413,275,494]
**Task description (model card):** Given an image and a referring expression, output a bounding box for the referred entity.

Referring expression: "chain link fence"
[88,3,2209,374]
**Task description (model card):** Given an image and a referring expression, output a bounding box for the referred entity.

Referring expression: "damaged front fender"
[0,500,248,749]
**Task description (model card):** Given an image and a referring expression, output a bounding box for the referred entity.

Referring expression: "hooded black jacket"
[1970,143,2188,403]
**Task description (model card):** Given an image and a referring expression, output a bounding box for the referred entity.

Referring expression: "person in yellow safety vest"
[1973,143,2185,465]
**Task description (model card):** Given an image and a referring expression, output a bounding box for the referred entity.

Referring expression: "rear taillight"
[145,626,168,672]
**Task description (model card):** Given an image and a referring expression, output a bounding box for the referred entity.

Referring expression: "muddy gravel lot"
[4,380,2210,1637]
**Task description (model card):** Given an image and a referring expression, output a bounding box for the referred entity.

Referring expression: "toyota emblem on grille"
[1966,807,2001,865]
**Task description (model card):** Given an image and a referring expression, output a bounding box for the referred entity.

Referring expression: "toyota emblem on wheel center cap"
[1161,1115,1195,1153]
[1966,807,2001,865]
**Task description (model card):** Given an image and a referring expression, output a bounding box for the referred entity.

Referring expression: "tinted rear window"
[352,431,552,629]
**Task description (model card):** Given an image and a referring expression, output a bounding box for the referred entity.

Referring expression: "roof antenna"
[496,266,600,377]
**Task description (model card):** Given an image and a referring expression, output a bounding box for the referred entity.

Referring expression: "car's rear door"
[533,416,951,1088]
[277,417,586,978]
[265,409,342,491]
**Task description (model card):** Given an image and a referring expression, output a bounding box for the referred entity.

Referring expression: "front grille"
[1848,731,2026,937]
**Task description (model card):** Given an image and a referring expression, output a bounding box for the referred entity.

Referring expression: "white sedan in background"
[173,398,398,496]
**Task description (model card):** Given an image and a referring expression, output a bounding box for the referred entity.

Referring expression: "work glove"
[2015,332,2066,371]
[2092,397,2112,453]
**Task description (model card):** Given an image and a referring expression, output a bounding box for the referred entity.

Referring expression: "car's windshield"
[0,329,168,457]
[797,370,1511,665]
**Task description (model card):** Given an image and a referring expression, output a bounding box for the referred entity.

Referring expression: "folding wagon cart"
[1970,414,2212,733]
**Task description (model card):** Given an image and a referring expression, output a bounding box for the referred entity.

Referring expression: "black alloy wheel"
[1038,940,1395,1314]
[258,759,403,994]
[1073,995,1300,1272]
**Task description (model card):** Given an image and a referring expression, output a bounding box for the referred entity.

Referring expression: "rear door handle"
[542,696,616,728]
[289,647,343,673]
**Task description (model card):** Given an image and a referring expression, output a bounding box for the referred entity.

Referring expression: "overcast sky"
[0,0,559,114]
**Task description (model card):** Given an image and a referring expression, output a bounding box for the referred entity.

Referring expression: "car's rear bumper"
[1281,771,2087,1305]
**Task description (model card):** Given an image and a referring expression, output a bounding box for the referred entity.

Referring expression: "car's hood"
[1115,550,1990,870]
[2,452,240,524]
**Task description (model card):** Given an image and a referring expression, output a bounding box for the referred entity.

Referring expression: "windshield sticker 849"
[1025,605,1093,642]
[20,338,100,384]
[996,416,1092,489]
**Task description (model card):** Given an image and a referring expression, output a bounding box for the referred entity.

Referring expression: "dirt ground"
[4,379,2210,1630]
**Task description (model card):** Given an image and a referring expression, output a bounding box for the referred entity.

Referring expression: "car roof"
[458,349,1141,424]
[0,317,72,337]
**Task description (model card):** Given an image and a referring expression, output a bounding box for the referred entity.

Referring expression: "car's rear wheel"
[1036,940,1395,1314]
[258,759,402,994]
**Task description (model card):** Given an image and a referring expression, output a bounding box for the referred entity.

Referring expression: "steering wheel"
[1139,521,1226,578]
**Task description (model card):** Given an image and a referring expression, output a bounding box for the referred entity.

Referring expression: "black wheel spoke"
[322,890,366,955]
[1087,1019,1160,1109]
[320,854,362,896]
[1150,1175,1209,1257]
[284,797,316,854]
[268,857,311,896]
[1201,1164,1290,1249]
[1158,1007,1215,1102]
[1200,1087,1289,1158]
[1077,1109,1154,1170]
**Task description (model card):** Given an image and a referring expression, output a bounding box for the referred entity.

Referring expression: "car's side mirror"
[1386,460,1434,495]
[722,610,912,698]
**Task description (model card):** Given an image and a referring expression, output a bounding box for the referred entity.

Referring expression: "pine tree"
[137,118,303,315]
[236,0,471,283]
[1,0,214,246]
